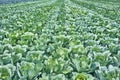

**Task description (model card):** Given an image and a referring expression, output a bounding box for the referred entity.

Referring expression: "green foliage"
[0,0,120,80]
[0,66,11,80]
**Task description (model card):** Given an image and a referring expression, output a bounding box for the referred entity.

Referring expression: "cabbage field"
[0,0,120,80]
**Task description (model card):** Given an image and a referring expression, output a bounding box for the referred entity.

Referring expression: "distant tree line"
[0,0,39,4]
[86,0,120,3]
